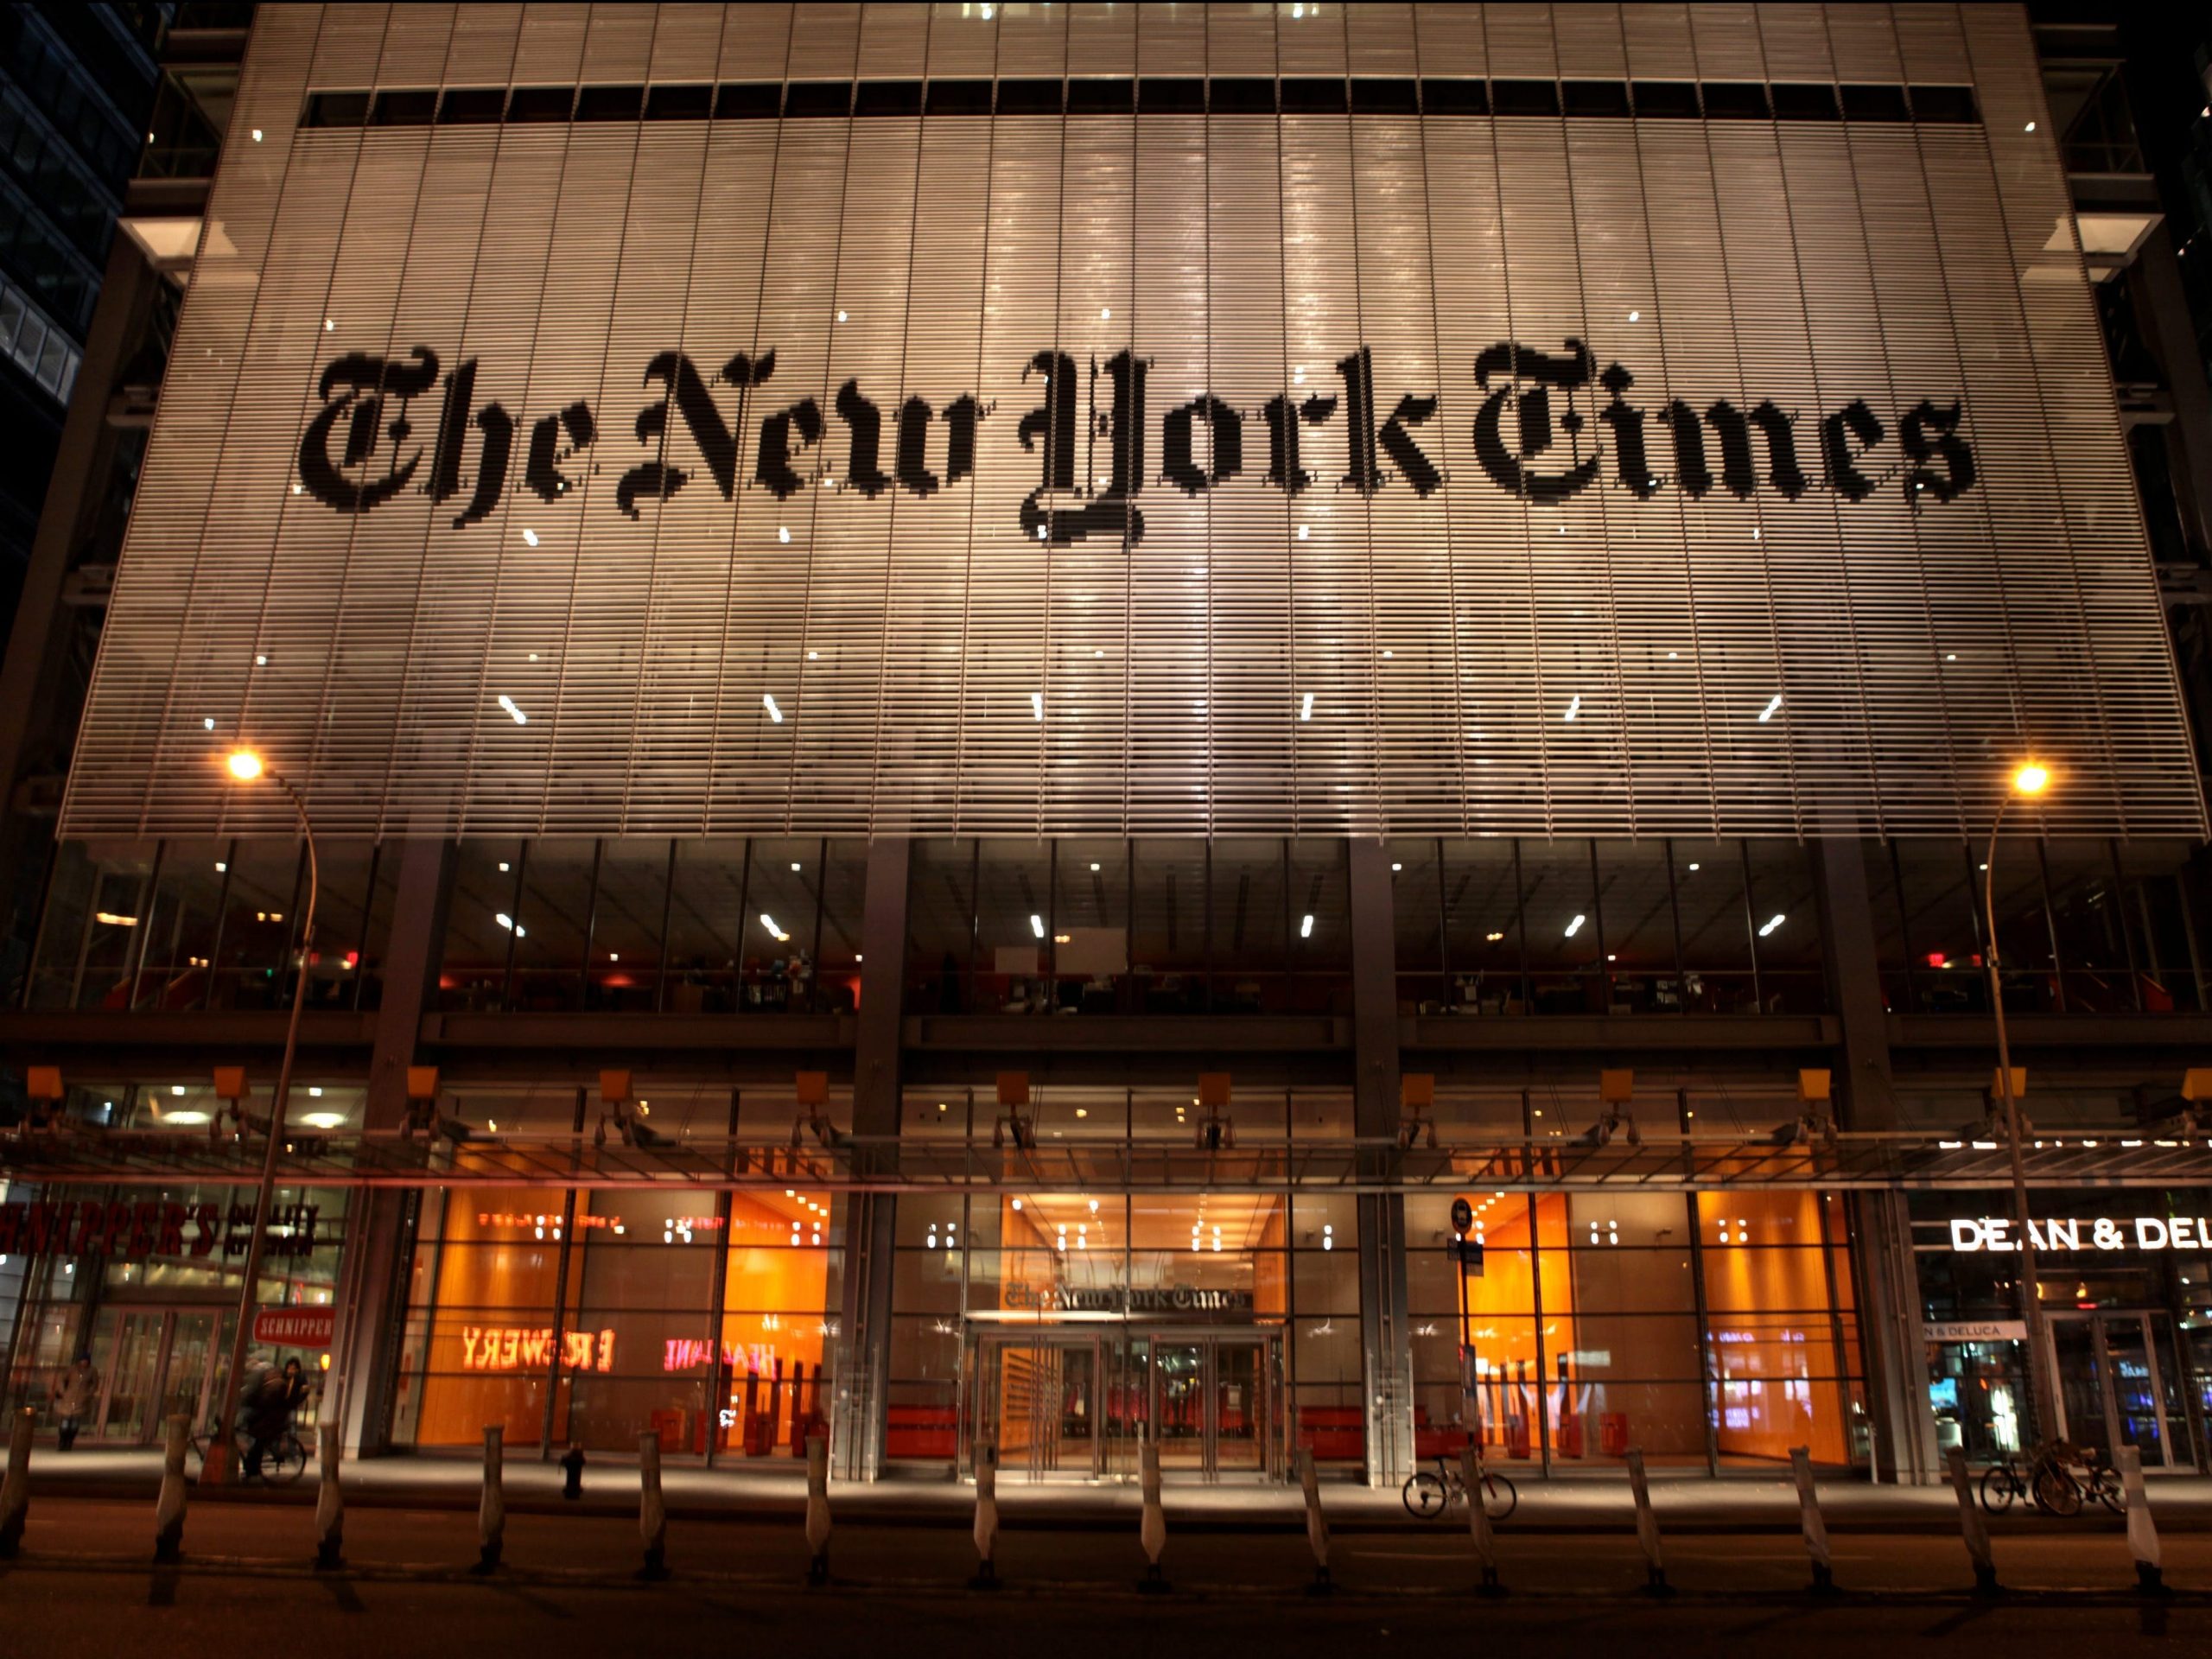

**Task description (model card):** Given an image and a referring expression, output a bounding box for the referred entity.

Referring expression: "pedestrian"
[49,1354,99,1450]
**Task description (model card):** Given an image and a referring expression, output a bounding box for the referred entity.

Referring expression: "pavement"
[15,1444,2212,1535]
[7,1459,2212,1655]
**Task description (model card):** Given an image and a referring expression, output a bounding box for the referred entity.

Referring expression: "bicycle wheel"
[265,1433,308,1485]
[1979,1463,2020,1515]
[1481,1471,1517,1522]
[2092,1471,2124,1516]
[1402,1471,1450,1519]
[2031,1461,2083,1516]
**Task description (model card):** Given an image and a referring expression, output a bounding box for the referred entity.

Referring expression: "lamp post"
[203,747,319,1484]
[1982,759,2056,1449]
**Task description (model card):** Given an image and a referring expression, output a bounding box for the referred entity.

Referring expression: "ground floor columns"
[834,839,910,1481]
[345,836,454,1458]
[1349,838,1414,1486]
[1811,836,1939,1483]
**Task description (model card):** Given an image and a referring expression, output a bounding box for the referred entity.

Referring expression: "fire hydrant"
[560,1444,586,1501]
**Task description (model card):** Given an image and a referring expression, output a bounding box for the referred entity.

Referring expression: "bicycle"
[184,1421,309,1485]
[1978,1440,2122,1517]
[1402,1452,1518,1522]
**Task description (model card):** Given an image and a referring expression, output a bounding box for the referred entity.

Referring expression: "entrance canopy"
[5,1128,2209,1193]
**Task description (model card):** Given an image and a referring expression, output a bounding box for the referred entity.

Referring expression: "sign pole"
[1449,1197,1474,1442]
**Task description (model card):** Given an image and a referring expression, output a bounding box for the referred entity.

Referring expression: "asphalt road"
[6,1497,2212,1654]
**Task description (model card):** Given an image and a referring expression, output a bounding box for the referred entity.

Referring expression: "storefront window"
[1408,1186,1864,1473]
[397,1180,842,1456]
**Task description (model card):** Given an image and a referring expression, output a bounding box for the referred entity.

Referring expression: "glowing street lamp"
[204,747,320,1484]
[1983,759,2056,1449]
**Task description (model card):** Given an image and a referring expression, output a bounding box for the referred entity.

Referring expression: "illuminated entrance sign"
[1946,1216,2212,1253]
[459,1325,616,1373]
[1003,1284,1255,1317]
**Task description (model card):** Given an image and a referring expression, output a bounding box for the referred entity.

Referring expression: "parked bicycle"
[1978,1439,2122,1517]
[185,1421,310,1485]
[1402,1452,1518,1522]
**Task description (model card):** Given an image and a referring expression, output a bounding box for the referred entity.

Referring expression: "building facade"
[6,1,2212,1490]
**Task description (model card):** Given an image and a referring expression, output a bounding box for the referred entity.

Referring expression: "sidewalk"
[13,1445,2212,1534]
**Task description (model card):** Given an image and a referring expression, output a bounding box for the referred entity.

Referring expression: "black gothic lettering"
[1022,347,1145,544]
[1262,392,1336,494]
[1338,348,1380,494]
[528,401,596,505]
[1820,398,1885,503]
[616,353,738,518]
[1901,398,1975,505]
[1471,339,1599,505]
[1597,362,1660,499]
[754,397,824,500]
[297,346,439,512]
[943,394,979,488]
[835,378,890,498]
[1746,401,1808,499]
[1664,400,1714,499]
[895,396,938,497]
[1704,401,1758,499]
[1162,393,1243,494]
[1380,393,1442,496]
[427,357,515,528]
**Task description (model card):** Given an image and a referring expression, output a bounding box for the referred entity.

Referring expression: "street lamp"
[203,747,319,1484]
[1982,759,2056,1450]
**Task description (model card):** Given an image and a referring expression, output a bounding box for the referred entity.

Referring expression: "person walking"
[49,1354,99,1450]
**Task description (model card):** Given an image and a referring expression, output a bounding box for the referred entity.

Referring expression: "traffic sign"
[1451,1197,1473,1235]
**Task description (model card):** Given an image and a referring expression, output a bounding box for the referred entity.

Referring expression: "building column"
[2127,223,2212,559]
[337,836,454,1457]
[834,836,908,1480]
[1810,836,1937,1484]
[1347,836,1413,1485]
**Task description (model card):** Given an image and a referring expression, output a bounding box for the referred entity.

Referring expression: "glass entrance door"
[90,1309,226,1446]
[982,1336,1103,1479]
[1138,1332,1279,1480]
[2051,1312,2181,1469]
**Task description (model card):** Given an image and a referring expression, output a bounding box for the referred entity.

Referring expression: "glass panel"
[507,838,597,1011]
[1593,839,1677,1013]
[94,1310,163,1442]
[664,837,748,1013]
[1519,840,1600,1013]
[159,1313,217,1431]
[1743,840,1824,1013]
[1129,837,1209,1011]
[1389,836,1446,1008]
[1440,840,1523,1013]
[1673,839,1752,1012]
[439,839,524,1010]
[1053,836,1129,1013]
[1216,1339,1263,1471]
[906,838,976,1014]
[588,839,669,1010]
[1154,1339,1205,1469]
[1211,837,1288,1011]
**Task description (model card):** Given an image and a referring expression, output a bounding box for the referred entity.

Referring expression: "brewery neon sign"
[1947,1216,2212,1253]
[458,1325,616,1373]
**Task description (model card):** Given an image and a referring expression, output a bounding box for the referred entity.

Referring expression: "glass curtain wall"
[1405,1186,1864,1471]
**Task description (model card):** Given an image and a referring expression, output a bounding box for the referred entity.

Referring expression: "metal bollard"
[1625,1449,1669,1595]
[1789,1446,1834,1594]
[970,1440,1001,1589]
[2119,1445,2167,1597]
[1944,1446,1996,1595]
[561,1443,585,1500]
[1298,1446,1332,1593]
[1459,1444,1500,1594]
[0,1405,32,1558]
[313,1427,344,1570]
[473,1425,505,1573]
[638,1430,669,1580]
[804,1431,831,1585]
[154,1414,189,1563]
[1137,1435,1168,1593]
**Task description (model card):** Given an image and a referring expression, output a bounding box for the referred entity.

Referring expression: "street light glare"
[226,750,264,781]
[2012,761,2050,796]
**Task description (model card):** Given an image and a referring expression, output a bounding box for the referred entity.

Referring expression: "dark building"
[0,3,162,630]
